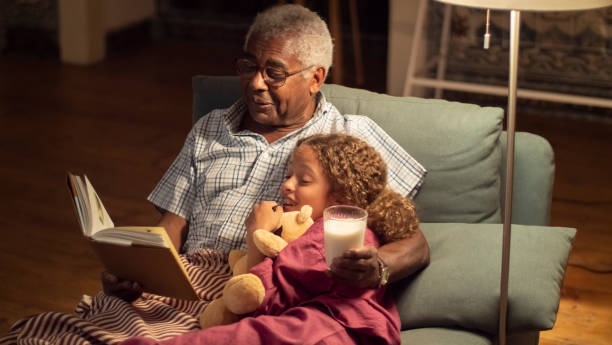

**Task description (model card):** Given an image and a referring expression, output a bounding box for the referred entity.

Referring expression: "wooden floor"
[0,38,610,345]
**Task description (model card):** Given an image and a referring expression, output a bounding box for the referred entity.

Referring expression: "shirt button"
[232,215,242,224]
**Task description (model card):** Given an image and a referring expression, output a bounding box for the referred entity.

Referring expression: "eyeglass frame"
[235,58,315,88]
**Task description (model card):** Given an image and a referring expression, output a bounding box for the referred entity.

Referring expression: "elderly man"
[105,3,429,302]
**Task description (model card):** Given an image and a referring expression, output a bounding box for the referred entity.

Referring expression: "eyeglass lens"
[236,59,289,86]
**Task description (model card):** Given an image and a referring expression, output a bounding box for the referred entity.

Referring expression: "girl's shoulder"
[364,227,381,248]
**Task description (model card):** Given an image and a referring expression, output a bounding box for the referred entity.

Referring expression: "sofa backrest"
[191,75,553,225]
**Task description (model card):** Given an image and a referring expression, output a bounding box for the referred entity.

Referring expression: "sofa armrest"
[401,327,492,345]
[500,132,555,226]
[395,223,575,335]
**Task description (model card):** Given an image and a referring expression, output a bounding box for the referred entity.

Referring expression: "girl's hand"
[245,201,283,233]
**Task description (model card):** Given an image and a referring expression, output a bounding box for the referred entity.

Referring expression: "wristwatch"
[377,256,390,287]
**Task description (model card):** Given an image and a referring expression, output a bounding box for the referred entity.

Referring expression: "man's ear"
[309,67,326,95]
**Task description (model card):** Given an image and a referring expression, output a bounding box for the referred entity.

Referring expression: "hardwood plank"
[518,115,612,344]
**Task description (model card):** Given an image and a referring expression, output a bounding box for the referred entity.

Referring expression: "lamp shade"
[434,0,611,11]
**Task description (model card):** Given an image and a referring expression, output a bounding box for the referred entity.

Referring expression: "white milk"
[324,219,366,267]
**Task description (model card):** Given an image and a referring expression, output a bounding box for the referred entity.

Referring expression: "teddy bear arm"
[228,249,246,268]
[232,255,249,276]
[253,229,288,258]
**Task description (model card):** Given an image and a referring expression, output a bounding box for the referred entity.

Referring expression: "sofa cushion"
[192,76,241,123]
[401,327,492,345]
[394,223,576,335]
[400,328,539,345]
[321,84,504,223]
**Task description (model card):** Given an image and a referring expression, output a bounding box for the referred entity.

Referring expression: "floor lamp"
[430,1,612,345]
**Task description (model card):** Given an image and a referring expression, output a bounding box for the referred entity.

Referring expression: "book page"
[84,175,114,235]
[94,227,168,247]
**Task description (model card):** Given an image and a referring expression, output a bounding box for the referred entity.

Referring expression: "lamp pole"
[498,9,520,345]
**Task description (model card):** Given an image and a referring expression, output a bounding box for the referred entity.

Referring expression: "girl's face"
[280,145,336,220]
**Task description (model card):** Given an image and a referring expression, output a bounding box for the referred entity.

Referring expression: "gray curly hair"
[244,4,333,77]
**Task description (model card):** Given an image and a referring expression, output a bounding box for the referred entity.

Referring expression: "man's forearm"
[377,227,430,283]
[157,211,188,252]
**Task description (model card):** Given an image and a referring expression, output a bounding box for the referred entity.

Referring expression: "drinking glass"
[323,205,367,267]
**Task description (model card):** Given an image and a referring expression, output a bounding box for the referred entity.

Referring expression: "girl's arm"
[244,201,283,270]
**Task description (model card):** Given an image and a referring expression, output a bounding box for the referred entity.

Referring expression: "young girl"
[121,133,419,345]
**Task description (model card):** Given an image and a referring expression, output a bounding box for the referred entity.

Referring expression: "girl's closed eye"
[298,175,313,185]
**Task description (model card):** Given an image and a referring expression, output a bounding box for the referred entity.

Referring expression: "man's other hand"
[329,246,380,289]
[101,271,143,302]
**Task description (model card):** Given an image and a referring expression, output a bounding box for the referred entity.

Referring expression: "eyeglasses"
[236,58,314,88]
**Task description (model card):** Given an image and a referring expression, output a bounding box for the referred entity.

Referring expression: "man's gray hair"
[244,4,333,76]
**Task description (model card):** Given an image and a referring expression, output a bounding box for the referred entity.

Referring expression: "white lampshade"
[434,0,611,11]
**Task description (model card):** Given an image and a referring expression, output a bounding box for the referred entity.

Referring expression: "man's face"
[240,35,318,128]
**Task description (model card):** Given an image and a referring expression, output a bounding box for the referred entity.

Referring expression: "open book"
[67,172,199,300]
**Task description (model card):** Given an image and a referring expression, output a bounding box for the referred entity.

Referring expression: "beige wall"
[59,0,154,65]
[104,0,154,32]
[387,0,428,96]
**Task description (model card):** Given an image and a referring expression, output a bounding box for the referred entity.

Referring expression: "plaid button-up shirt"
[149,93,426,253]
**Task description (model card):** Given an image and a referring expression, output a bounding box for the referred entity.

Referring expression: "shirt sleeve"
[345,115,427,198]
[147,119,201,220]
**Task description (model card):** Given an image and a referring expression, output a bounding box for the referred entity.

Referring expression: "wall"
[387,0,425,96]
[58,0,154,65]
[104,0,154,32]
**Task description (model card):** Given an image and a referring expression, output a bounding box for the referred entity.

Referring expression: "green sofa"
[192,75,576,345]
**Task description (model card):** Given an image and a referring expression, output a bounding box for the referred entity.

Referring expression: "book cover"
[67,172,199,300]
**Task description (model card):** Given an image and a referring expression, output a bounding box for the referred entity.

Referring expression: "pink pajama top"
[249,218,401,345]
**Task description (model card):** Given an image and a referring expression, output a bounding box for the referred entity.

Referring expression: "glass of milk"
[323,205,368,267]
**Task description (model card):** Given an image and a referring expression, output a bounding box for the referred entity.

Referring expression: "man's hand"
[330,228,430,289]
[244,201,283,233]
[101,271,143,302]
[329,246,380,289]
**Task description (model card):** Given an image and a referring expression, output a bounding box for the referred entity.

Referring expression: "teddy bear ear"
[297,205,313,224]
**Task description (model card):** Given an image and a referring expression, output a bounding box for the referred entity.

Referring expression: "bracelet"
[377,256,390,287]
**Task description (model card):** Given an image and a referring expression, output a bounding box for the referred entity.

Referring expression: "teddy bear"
[199,205,314,328]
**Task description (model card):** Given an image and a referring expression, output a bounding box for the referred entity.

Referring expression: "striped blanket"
[1,249,232,345]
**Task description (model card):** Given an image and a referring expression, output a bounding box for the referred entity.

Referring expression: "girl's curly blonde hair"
[296,133,419,243]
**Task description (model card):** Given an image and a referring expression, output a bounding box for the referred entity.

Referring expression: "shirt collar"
[225,98,248,134]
